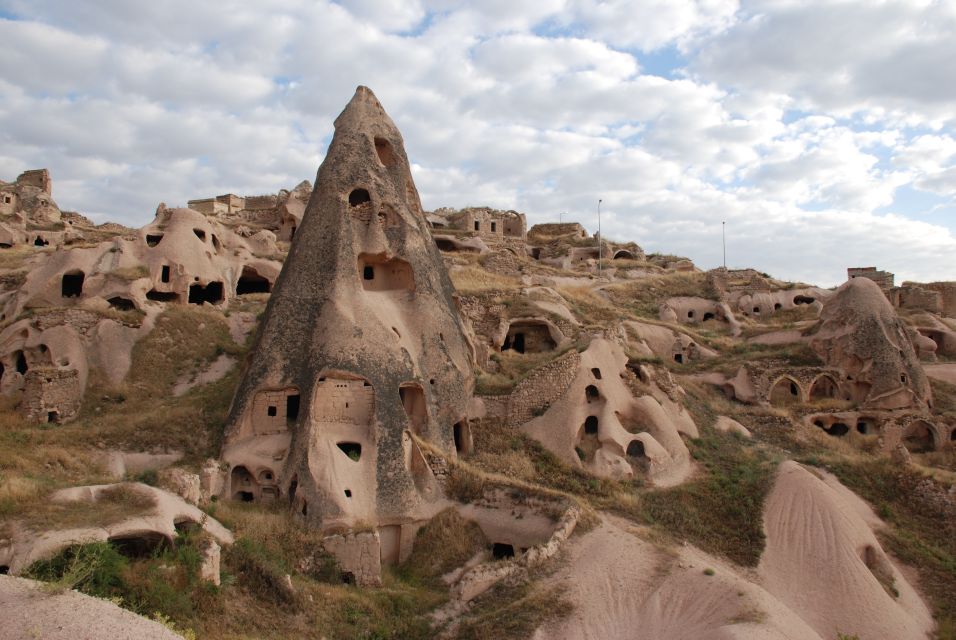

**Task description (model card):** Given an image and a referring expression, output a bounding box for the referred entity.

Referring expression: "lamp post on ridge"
[597,199,603,275]
[722,221,726,270]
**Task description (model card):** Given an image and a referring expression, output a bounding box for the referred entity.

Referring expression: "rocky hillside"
[0,87,954,640]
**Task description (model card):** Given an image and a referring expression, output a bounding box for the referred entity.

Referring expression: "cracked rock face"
[810,277,932,411]
[221,86,474,532]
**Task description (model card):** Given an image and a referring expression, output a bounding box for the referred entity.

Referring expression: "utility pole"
[597,199,603,275]
[722,221,726,269]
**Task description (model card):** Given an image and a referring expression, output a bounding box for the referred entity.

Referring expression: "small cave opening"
[108,296,135,311]
[474,220,480,231]
[161,265,171,283]
[591,367,602,380]
[502,321,555,354]
[108,533,169,559]
[769,377,801,405]
[810,376,838,400]
[585,385,599,403]
[435,238,458,252]
[288,476,298,506]
[453,420,472,454]
[340,572,356,585]
[188,281,224,305]
[703,312,715,321]
[374,137,396,166]
[673,353,684,364]
[687,310,695,319]
[357,254,415,292]
[337,442,362,461]
[344,489,352,498]
[753,306,761,314]
[34,236,48,247]
[47,410,59,424]
[794,295,815,305]
[231,465,258,502]
[286,394,300,423]
[267,405,277,417]
[825,422,849,437]
[774,303,782,310]
[61,270,84,298]
[236,266,271,295]
[146,289,179,302]
[0,565,8,575]
[584,416,598,435]
[15,351,27,375]
[193,228,206,241]
[145,234,163,247]
[399,383,428,434]
[626,440,646,458]
[856,419,874,435]
[903,421,936,453]
[492,543,515,559]
[349,188,371,206]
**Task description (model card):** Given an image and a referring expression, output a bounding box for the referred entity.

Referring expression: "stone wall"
[924,282,956,318]
[322,530,382,587]
[20,367,81,424]
[507,349,581,426]
[896,283,943,314]
[848,267,894,291]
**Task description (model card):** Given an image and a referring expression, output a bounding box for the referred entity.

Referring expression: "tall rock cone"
[220,86,474,537]
[810,276,931,410]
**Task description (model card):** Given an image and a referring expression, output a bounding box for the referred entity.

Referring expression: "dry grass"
[399,508,487,585]
[16,482,157,532]
[450,266,522,294]
[556,285,620,326]
[604,272,717,318]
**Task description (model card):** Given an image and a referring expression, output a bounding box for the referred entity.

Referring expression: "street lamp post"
[597,199,603,275]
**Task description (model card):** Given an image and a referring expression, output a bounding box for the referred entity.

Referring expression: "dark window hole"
[349,188,371,206]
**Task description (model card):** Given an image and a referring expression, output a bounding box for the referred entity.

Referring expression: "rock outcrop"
[810,277,932,410]
[220,87,474,543]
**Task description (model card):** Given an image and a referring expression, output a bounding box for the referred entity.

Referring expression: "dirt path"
[0,575,183,640]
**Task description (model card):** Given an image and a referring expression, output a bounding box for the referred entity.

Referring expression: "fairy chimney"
[220,86,474,538]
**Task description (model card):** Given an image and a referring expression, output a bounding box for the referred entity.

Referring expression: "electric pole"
[722,221,726,269]
[597,199,603,275]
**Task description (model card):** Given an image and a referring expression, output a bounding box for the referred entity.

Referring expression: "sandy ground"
[0,575,183,640]
[532,461,935,640]
[924,363,956,386]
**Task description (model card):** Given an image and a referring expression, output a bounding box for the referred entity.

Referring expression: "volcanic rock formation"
[810,277,931,410]
[220,87,474,543]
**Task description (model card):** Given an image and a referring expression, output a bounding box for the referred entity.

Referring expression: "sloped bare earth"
[0,575,183,640]
[758,461,933,640]
[532,462,934,640]
[924,363,956,386]
[533,517,822,640]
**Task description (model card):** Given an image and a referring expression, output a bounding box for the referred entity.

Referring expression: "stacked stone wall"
[507,349,581,426]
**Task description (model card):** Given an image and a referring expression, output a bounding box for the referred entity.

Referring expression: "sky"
[0,1,955,287]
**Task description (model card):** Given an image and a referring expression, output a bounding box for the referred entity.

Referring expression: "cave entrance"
[903,421,936,453]
[236,266,271,295]
[61,270,85,298]
[231,465,258,502]
[188,281,224,305]
[399,383,427,434]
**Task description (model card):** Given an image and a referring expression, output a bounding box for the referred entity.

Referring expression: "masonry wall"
[507,349,581,426]
[20,368,81,423]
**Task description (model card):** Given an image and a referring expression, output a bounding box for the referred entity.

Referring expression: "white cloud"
[0,0,954,287]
